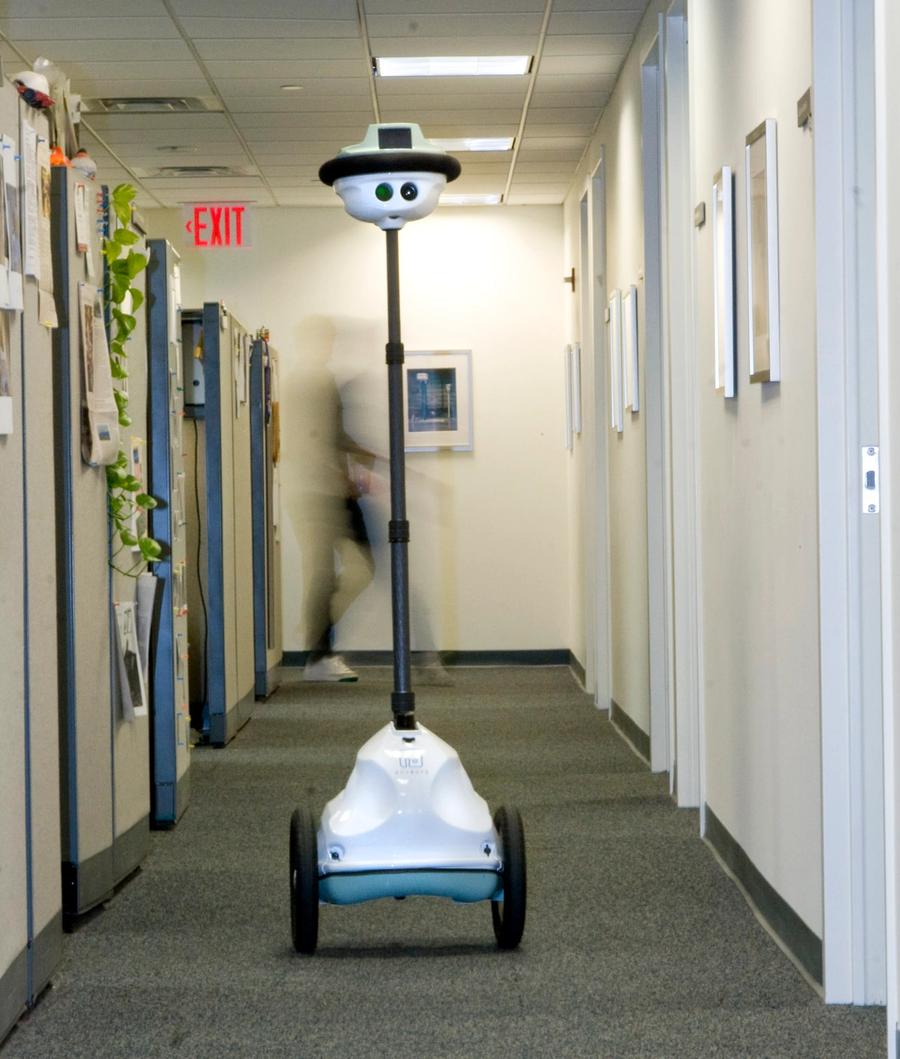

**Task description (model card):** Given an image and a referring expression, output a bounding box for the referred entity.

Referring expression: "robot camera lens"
[400,182,418,201]
[375,182,394,202]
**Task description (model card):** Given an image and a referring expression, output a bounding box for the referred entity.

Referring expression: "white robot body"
[317,723,502,905]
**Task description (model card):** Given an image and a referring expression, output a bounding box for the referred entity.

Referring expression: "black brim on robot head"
[319,150,461,187]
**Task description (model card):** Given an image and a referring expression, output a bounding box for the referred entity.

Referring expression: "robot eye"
[400,182,418,201]
[375,182,394,202]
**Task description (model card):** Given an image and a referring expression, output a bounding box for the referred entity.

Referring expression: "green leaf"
[113,308,136,335]
[122,474,141,492]
[118,411,132,428]
[110,359,128,380]
[109,258,130,275]
[118,528,138,547]
[113,389,127,411]
[110,340,126,359]
[103,240,123,262]
[129,288,144,312]
[112,183,136,208]
[115,450,129,469]
[126,251,148,279]
[138,536,163,561]
[106,466,124,487]
[135,492,158,509]
[113,227,139,246]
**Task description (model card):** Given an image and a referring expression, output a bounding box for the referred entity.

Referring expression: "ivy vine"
[102,183,162,574]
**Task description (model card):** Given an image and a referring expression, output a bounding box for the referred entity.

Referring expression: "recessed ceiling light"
[441,193,503,206]
[431,137,514,152]
[374,56,531,78]
[280,84,304,91]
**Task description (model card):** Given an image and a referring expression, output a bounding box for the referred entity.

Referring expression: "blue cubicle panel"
[146,239,191,826]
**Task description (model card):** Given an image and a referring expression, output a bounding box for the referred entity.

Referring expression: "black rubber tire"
[290,807,319,954]
[491,804,527,950]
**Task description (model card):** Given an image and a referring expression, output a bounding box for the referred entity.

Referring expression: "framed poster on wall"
[745,119,780,383]
[622,285,639,412]
[713,165,736,398]
[402,349,473,452]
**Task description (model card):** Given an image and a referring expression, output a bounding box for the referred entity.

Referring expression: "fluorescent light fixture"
[432,137,514,152]
[441,193,503,206]
[375,56,531,78]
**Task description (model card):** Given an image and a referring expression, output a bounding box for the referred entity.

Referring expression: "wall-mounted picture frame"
[622,285,639,412]
[564,345,573,451]
[608,290,623,434]
[713,165,736,398]
[570,342,582,435]
[745,119,780,383]
[403,349,473,452]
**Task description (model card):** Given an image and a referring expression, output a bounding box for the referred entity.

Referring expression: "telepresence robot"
[287,124,526,954]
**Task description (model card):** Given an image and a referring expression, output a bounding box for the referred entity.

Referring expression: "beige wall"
[147,205,569,655]
[563,0,823,935]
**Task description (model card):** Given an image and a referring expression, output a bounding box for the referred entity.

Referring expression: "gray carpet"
[2,667,887,1058]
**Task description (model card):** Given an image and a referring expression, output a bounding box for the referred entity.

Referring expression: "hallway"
[1,668,885,1058]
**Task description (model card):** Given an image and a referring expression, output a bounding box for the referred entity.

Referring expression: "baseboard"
[0,947,26,1046]
[282,649,572,668]
[704,804,823,985]
[30,911,63,1002]
[609,700,651,762]
[567,651,586,687]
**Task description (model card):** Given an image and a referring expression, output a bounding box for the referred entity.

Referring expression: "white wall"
[563,0,823,937]
[147,205,569,655]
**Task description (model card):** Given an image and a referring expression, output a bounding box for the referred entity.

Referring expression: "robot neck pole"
[385,228,416,730]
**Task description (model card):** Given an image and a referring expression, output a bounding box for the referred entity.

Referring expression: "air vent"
[82,97,221,114]
[134,164,257,179]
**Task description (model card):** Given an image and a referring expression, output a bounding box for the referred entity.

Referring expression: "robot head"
[319,124,461,230]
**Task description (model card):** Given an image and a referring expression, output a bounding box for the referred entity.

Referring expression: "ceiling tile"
[194,38,362,61]
[74,79,212,96]
[0,17,179,39]
[1,0,166,14]
[379,107,522,124]
[539,54,624,76]
[543,34,634,56]
[206,59,364,79]
[364,0,544,12]
[171,0,356,14]
[179,18,359,38]
[82,113,232,132]
[368,35,535,57]
[366,13,542,37]
[58,60,204,81]
[526,107,601,125]
[505,192,565,205]
[549,9,644,35]
[12,38,192,61]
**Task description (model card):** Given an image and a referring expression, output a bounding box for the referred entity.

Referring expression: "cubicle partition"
[250,336,283,698]
[183,303,256,745]
[146,239,191,824]
[52,168,149,918]
[0,91,64,1043]
[18,98,62,1006]
[0,94,28,1041]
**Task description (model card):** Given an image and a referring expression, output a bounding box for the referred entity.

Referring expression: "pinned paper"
[21,120,38,280]
[79,283,119,465]
[0,396,12,435]
[35,137,56,327]
[74,180,89,253]
[2,135,24,311]
[114,600,147,721]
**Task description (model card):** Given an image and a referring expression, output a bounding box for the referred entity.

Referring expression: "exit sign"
[183,202,252,248]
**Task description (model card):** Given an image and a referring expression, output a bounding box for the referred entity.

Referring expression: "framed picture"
[745,119,780,383]
[622,285,639,412]
[114,600,147,721]
[713,166,737,398]
[608,290,623,433]
[570,342,582,435]
[403,349,473,452]
[564,345,573,451]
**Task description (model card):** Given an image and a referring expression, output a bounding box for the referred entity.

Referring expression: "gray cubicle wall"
[250,337,283,698]
[52,169,149,917]
[109,201,152,872]
[0,98,28,1043]
[146,239,191,824]
[183,303,256,745]
[17,99,62,1007]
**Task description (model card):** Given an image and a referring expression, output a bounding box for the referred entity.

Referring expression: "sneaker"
[303,654,358,683]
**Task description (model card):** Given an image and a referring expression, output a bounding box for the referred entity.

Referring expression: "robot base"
[289,723,526,953]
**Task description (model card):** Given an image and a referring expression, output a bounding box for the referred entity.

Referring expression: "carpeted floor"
[2,667,887,1058]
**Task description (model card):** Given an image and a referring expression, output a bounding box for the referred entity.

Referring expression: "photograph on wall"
[623,286,639,412]
[402,350,473,452]
[745,119,781,383]
[713,166,737,397]
[114,600,148,721]
[608,290,623,434]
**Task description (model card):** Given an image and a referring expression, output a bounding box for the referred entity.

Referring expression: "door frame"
[814,0,887,1006]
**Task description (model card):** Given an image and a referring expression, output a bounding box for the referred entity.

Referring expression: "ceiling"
[0,0,648,209]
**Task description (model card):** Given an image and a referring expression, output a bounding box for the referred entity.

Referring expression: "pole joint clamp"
[389,519,410,543]
[386,341,405,365]
[392,692,416,715]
